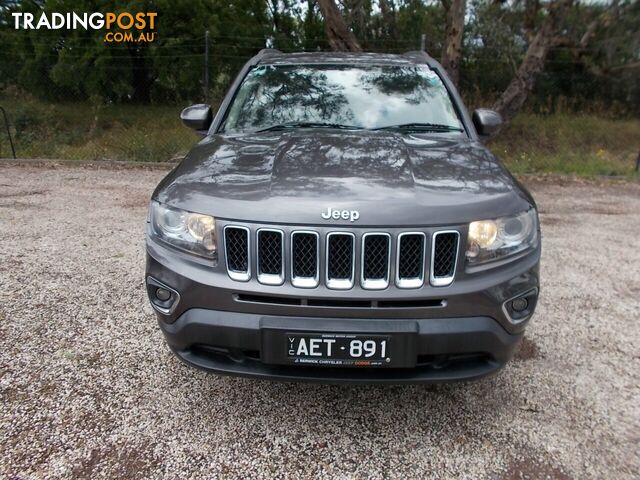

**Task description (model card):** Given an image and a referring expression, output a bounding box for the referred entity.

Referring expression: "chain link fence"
[0,36,638,175]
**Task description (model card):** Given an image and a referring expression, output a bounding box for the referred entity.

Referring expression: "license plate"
[286,333,391,367]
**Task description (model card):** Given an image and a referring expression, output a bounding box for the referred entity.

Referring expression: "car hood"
[154,131,534,226]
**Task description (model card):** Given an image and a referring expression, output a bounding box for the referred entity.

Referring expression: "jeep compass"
[145,50,541,383]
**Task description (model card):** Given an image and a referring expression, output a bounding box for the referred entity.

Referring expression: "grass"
[1,91,638,177]
[0,92,198,162]
[490,113,640,177]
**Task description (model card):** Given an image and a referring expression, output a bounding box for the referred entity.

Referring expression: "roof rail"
[402,50,432,59]
[402,50,437,67]
[257,48,282,55]
[249,48,282,66]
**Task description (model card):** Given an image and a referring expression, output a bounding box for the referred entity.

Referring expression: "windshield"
[221,64,464,133]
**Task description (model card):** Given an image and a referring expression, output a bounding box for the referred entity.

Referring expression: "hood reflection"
[156,130,530,226]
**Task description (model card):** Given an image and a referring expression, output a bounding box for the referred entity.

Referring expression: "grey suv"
[145,50,541,383]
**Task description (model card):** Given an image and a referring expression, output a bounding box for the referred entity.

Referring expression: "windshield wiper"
[373,122,464,133]
[255,122,362,133]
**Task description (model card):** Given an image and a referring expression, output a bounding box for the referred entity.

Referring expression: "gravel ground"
[0,163,639,479]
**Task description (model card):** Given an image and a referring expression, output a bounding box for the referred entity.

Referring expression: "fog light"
[146,277,180,315]
[511,297,529,312]
[502,288,538,324]
[155,287,171,301]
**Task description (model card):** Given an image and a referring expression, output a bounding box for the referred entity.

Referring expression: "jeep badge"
[321,207,360,222]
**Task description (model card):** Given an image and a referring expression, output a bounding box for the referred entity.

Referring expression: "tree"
[316,0,362,51]
[492,0,573,122]
[378,0,398,40]
[2,0,637,114]
[440,0,466,86]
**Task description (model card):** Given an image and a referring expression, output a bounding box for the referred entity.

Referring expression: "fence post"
[420,33,426,52]
[204,30,210,104]
[0,106,17,159]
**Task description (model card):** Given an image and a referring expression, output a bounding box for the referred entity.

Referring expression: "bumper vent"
[430,231,459,286]
[326,233,355,289]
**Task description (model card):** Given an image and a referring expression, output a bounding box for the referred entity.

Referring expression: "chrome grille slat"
[257,229,284,285]
[430,231,459,287]
[224,226,250,282]
[396,232,426,289]
[291,231,319,288]
[326,232,355,290]
[361,233,390,290]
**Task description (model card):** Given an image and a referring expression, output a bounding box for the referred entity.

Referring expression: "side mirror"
[472,109,503,137]
[180,104,212,133]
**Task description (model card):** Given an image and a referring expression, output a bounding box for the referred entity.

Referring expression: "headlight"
[466,209,538,265]
[149,201,217,258]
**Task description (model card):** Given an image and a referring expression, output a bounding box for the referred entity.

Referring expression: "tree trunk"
[441,0,466,87]
[268,0,280,31]
[317,0,362,52]
[128,47,154,103]
[379,0,397,39]
[523,0,540,42]
[492,0,573,122]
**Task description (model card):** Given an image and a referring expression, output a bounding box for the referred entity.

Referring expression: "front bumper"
[160,309,523,384]
[147,238,539,383]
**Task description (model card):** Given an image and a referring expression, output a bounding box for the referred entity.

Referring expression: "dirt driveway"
[1,163,638,479]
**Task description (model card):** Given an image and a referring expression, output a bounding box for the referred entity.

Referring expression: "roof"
[254,50,435,67]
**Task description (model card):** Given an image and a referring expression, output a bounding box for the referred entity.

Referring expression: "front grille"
[257,229,284,285]
[431,231,459,286]
[223,225,460,289]
[361,234,390,289]
[326,233,355,289]
[224,226,250,281]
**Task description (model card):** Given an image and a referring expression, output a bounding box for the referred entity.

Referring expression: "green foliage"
[0,0,272,103]
[0,90,198,161]
[300,0,326,51]
[394,1,446,52]
[1,87,637,178]
[462,0,524,100]
[489,113,640,177]
[1,0,638,112]
[0,0,638,178]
